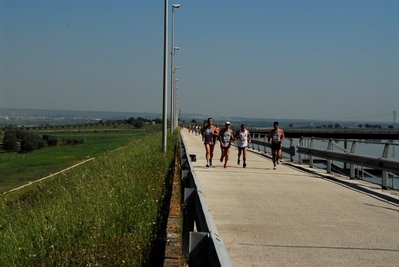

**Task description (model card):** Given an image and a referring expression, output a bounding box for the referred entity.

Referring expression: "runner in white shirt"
[235,124,251,168]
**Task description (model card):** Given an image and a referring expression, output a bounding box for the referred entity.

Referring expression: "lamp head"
[172,4,181,8]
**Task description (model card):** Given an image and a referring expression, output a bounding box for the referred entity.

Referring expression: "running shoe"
[209,160,212,166]
[243,163,247,168]
[206,163,210,168]
[237,159,240,165]
[273,166,276,170]
[224,163,227,168]
[220,157,223,162]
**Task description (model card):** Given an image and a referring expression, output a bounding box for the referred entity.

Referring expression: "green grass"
[0,126,160,193]
[0,131,179,266]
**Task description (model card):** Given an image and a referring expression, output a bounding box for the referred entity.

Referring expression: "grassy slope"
[0,131,178,266]
[0,126,157,193]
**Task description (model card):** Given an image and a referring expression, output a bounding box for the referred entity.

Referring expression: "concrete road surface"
[181,130,399,267]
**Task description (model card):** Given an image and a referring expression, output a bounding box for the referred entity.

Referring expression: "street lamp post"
[174,77,179,129]
[170,3,180,133]
[175,86,179,128]
[162,0,169,152]
[172,47,179,131]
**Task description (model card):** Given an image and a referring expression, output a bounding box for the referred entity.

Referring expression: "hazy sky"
[1,0,398,122]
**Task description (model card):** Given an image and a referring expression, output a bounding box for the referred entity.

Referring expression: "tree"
[191,119,197,123]
[3,131,18,151]
[20,133,38,152]
[358,124,363,128]
[127,117,135,125]
[47,136,58,146]
[388,125,394,129]
[36,135,44,149]
[289,124,293,128]
[134,120,144,129]
[3,136,18,152]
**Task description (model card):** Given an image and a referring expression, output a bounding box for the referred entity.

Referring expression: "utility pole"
[162,0,169,152]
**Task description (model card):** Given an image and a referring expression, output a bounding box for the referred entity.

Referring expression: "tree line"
[2,130,58,153]
[1,116,162,153]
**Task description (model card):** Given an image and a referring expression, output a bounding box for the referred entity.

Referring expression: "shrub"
[47,136,58,146]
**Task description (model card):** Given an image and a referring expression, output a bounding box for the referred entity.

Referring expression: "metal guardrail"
[249,128,399,139]
[250,133,399,190]
[180,136,233,267]
[296,137,399,190]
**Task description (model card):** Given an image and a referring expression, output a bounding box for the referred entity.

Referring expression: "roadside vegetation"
[0,121,161,193]
[0,129,179,266]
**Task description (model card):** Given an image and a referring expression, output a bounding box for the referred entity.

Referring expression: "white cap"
[225,121,231,125]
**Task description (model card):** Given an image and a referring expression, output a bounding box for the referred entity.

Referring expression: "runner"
[219,121,235,168]
[201,117,219,167]
[235,124,251,168]
[267,121,285,170]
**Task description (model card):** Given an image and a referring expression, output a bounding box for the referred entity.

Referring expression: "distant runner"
[268,121,285,170]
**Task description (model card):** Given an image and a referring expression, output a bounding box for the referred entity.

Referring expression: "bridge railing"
[179,135,233,267]
[296,137,399,190]
[250,133,399,190]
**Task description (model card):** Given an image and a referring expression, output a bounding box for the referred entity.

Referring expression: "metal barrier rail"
[250,133,399,189]
[296,137,399,189]
[180,136,233,267]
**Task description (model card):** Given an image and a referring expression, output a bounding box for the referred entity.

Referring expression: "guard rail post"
[349,141,357,179]
[326,139,333,173]
[309,137,315,168]
[182,187,196,254]
[289,138,294,162]
[298,137,304,164]
[382,143,390,189]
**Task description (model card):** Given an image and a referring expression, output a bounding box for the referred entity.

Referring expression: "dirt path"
[2,158,95,195]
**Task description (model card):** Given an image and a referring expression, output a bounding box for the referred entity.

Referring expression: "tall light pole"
[170,3,180,133]
[175,86,179,128]
[171,46,179,132]
[162,0,169,152]
[174,76,179,129]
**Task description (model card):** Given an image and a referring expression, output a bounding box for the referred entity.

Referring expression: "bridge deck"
[181,130,399,267]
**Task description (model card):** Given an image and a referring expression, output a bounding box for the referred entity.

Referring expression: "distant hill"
[0,108,395,129]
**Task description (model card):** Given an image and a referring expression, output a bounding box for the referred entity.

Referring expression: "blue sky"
[1,0,398,122]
